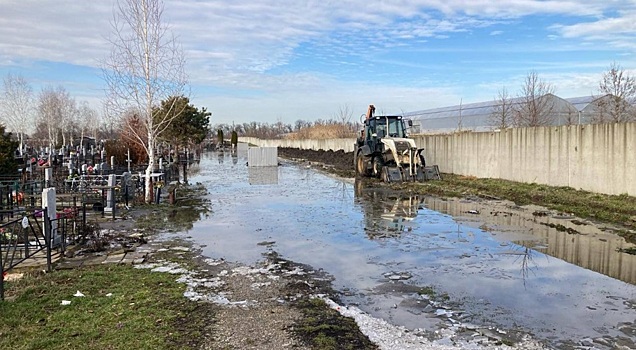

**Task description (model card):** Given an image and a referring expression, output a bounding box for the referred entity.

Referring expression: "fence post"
[43,208,52,272]
[1,235,4,301]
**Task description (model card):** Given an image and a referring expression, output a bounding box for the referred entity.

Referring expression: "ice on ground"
[321,298,547,350]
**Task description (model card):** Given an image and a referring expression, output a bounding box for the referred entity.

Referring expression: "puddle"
[180,152,636,349]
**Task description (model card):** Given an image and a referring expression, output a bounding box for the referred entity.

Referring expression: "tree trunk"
[18,133,23,156]
[145,136,155,203]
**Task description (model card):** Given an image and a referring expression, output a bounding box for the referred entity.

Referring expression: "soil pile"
[278,147,355,177]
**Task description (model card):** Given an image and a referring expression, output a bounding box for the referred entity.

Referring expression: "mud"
[278,147,355,177]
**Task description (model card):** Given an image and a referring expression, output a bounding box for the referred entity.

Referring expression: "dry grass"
[286,125,357,140]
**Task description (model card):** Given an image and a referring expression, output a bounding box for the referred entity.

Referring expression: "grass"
[0,264,211,350]
[390,173,636,244]
[292,298,378,350]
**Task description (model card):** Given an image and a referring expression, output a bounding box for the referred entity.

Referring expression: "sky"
[1,0,636,125]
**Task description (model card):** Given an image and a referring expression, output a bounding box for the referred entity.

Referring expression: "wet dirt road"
[184,151,636,349]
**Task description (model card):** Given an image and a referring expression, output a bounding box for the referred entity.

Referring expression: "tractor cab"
[366,115,407,140]
[360,115,409,154]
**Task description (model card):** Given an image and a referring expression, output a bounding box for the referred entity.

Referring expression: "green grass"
[292,298,378,350]
[391,174,636,244]
[0,264,210,350]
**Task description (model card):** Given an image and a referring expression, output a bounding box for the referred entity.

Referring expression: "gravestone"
[104,174,116,214]
[42,188,59,247]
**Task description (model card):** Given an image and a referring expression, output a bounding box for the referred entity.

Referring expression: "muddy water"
[185,152,636,348]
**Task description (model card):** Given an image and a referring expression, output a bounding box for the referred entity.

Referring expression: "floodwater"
[184,151,636,349]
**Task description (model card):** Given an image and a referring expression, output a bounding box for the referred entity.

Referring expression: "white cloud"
[551,8,636,49]
[0,0,633,123]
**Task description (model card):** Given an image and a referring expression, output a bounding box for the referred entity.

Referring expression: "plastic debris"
[61,300,71,305]
[73,290,85,297]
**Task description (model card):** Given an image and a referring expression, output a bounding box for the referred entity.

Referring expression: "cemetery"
[0,142,194,299]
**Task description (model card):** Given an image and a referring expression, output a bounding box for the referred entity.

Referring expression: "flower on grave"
[0,228,14,241]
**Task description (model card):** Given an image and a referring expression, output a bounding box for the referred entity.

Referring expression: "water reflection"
[248,167,279,185]
[424,197,636,285]
[354,181,423,238]
[500,245,541,288]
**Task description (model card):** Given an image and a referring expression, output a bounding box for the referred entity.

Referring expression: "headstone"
[44,168,53,188]
[110,156,115,170]
[104,174,116,214]
[122,172,132,206]
[42,188,59,246]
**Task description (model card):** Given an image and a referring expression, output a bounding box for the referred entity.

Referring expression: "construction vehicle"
[354,104,440,182]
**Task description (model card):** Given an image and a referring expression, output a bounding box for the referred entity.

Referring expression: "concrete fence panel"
[247,147,278,167]
[239,122,636,196]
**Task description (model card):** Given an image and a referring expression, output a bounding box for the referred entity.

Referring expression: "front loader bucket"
[381,167,404,183]
[423,165,442,180]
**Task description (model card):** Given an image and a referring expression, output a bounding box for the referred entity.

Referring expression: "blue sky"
[1,0,635,125]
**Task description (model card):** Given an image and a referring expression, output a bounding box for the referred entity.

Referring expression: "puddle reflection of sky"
[186,152,636,346]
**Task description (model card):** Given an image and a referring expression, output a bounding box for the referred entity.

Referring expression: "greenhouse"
[403,93,632,134]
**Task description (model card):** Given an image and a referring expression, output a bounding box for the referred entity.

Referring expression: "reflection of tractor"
[354,104,440,182]
[354,180,424,238]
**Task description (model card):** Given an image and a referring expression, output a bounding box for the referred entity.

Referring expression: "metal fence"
[1,203,84,300]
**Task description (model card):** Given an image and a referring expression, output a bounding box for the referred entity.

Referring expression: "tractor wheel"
[356,152,370,176]
[372,156,385,178]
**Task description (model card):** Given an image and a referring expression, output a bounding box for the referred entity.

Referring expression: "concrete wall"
[240,137,357,153]
[247,147,278,167]
[240,122,636,196]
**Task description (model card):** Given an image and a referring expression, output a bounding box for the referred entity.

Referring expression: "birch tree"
[0,73,34,155]
[102,0,187,202]
[37,86,68,153]
[515,71,555,127]
[77,101,99,153]
[59,92,77,148]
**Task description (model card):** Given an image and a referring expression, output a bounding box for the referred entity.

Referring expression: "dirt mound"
[278,147,355,177]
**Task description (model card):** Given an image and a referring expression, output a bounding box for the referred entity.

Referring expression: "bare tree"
[102,0,188,202]
[77,101,99,152]
[37,85,71,153]
[489,87,514,130]
[334,104,353,137]
[59,93,77,148]
[0,73,34,155]
[597,62,636,123]
[515,71,555,127]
